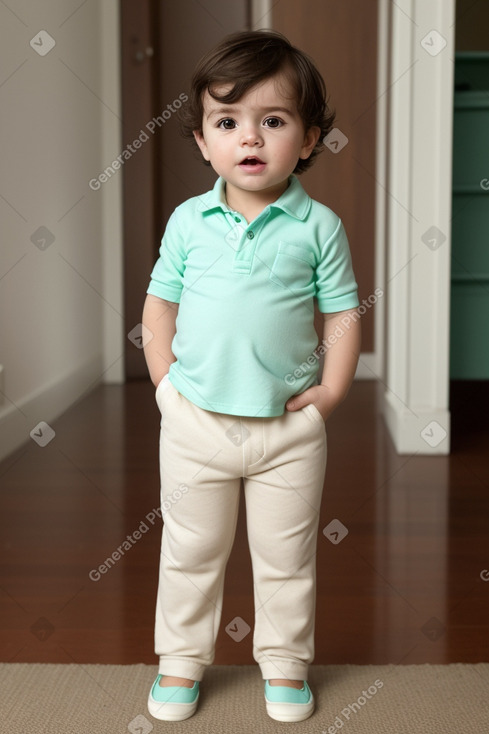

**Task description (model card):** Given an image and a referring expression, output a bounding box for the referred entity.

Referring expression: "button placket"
[225,216,247,252]
[232,228,257,272]
[231,211,269,273]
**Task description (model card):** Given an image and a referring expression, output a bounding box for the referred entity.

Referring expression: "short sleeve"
[315,219,359,312]
[146,209,186,303]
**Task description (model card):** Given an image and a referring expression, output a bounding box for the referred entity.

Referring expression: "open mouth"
[240,156,265,165]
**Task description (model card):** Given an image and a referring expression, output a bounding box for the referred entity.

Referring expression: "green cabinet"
[450,53,489,378]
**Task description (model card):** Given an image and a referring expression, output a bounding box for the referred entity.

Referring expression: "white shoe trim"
[147,691,199,721]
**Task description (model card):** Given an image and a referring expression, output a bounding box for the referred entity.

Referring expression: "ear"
[299,125,321,160]
[193,130,210,161]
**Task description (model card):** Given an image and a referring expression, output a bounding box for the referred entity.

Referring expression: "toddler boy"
[143,29,361,723]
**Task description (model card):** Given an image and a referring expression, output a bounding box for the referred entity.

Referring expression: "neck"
[224,178,290,217]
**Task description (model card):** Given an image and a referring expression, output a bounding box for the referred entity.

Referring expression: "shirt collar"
[196,174,312,221]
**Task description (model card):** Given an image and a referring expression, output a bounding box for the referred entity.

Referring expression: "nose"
[240,124,263,147]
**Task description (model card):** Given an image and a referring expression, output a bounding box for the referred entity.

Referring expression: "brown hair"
[179,29,335,174]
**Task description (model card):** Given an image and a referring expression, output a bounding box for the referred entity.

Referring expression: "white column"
[383,0,455,455]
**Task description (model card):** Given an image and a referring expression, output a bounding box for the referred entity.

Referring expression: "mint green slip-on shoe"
[147,675,199,721]
[264,680,315,722]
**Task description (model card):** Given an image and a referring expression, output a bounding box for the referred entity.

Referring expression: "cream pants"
[154,375,327,682]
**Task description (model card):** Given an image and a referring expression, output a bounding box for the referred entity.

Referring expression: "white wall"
[0,1,123,461]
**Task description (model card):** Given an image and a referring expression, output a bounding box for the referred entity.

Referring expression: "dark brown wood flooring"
[1,380,488,666]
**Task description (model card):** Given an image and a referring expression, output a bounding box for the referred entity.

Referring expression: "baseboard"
[0,356,104,463]
[382,389,451,455]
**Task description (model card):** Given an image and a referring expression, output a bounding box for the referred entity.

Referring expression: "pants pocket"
[302,402,325,424]
[155,374,172,411]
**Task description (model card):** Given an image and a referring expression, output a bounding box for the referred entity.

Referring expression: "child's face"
[193,72,320,202]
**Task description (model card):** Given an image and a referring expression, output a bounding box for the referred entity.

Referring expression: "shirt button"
[247,231,254,239]
[234,216,241,222]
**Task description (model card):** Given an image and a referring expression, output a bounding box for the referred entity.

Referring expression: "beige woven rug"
[1,663,487,733]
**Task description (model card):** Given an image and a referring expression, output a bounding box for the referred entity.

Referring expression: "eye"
[217,118,236,130]
[264,117,283,128]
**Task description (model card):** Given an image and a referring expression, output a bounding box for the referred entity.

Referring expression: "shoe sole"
[147,692,199,721]
[265,696,315,722]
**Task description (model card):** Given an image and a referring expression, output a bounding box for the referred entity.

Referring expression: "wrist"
[318,382,347,405]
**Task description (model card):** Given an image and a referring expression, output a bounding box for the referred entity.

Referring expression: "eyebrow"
[206,106,294,119]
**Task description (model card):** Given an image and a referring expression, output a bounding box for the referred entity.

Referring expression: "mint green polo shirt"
[147,174,359,417]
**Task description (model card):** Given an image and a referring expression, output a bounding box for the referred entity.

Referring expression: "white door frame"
[381,0,455,454]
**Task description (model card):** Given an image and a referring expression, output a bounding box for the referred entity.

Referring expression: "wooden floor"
[0,380,488,666]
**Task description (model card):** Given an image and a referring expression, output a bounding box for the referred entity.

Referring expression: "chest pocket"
[269,241,315,290]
